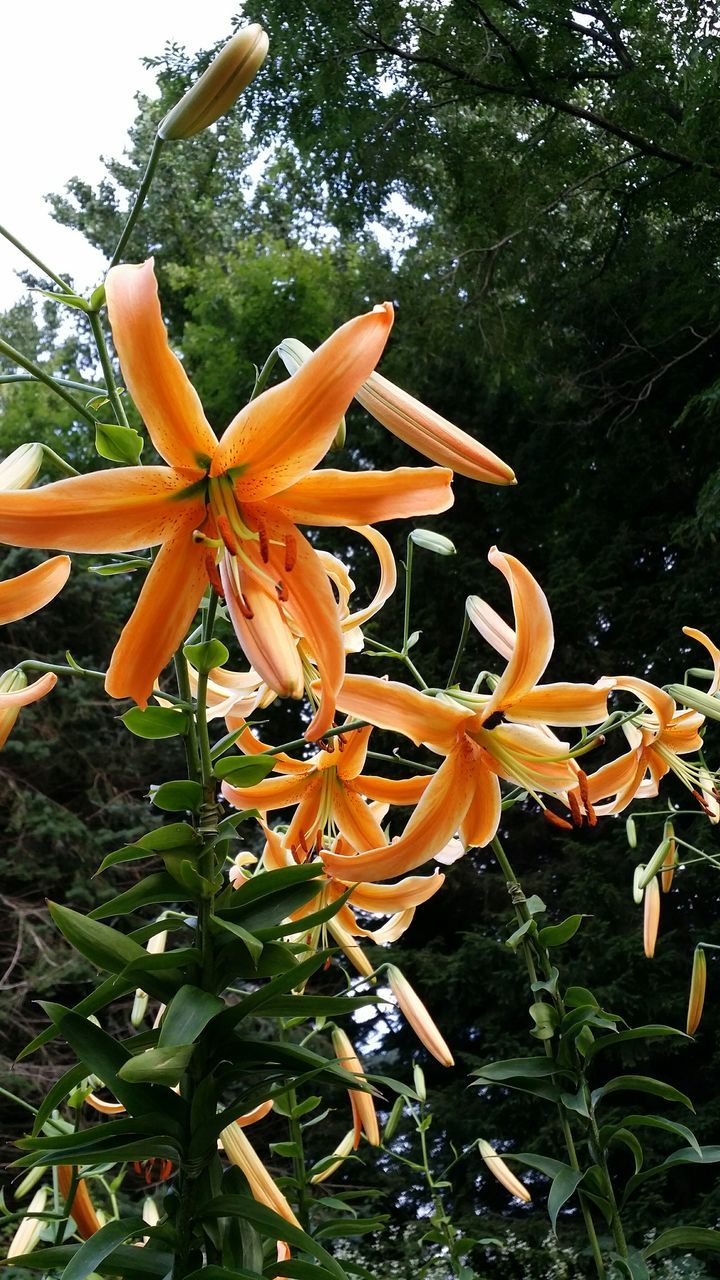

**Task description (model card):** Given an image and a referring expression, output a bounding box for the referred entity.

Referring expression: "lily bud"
[159,25,269,141]
[309,1129,355,1184]
[478,1139,531,1202]
[220,1122,300,1226]
[638,838,672,890]
[14,1164,45,1200]
[643,876,661,958]
[332,1025,380,1147]
[687,946,707,1036]
[387,965,454,1066]
[667,682,720,721]
[131,927,168,1027]
[410,528,456,556]
[413,1063,427,1102]
[0,442,43,490]
[699,768,720,823]
[7,1187,47,1258]
[625,815,638,849]
[632,864,646,904]
[57,1166,101,1239]
[661,820,676,893]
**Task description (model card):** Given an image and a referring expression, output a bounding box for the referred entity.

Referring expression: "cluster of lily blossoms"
[3,259,720,1224]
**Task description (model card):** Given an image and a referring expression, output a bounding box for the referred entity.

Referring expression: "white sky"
[0,1,243,310]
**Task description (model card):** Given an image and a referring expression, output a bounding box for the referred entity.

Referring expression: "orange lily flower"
[279,338,516,484]
[0,261,453,738]
[321,548,612,882]
[0,555,70,747]
[582,677,707,815]
[222,721,432,854]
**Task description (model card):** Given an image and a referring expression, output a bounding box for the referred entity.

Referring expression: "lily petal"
[459,760,501,848]
[333,674,472,752]
[683,626,720,696]
[344,525,397,630]
[214,304,394,496]
[615,676,676,732]
[0,555,70,624]
[354,773,432,804]
[0,671,56,709]
[271,466,453,526]
[356,370,515,484]
[0,467,203,552]
[349,871,445,912]
[332,780,389,852]
[222,563,305,702]
[105,526,208,705]
[105,260,219,469]
[481,548,554,721]
[233,722,314,776]
[336,724,373,780]
[222,770,313,813]
[505,678,614,727]
[323,740,478,883]
[466,594,516,661]
[486,722,577,793]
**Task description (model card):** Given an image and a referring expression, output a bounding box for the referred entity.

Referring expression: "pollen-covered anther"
[235,588,254,620]
[567,789,583,827]
[276,579,289,602]
[576,770,597,826]
[284,533,297,573]
[693,788,715,818]
[336,733,347,752]
[257,520,270,563]
[204,553,225,599]
[542,807,574,832]
[217,514,240,555]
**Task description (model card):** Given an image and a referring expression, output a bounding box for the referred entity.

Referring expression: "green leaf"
[118,1044,194,1085]
[18,974,134,1060]
[213,949,332,1035]
[183,1269,265,1280]
[121,707,190,739]
[524,894,547,915]
[150,780,204,812]
[529,1001,557,1040]
[505,1152,569,1179]
[619,1114,701,1157]
[183,638,230,672]
[95,422,143,465]
[89,872,184,920]
[564,986,598,1009]
[213,754,277,785]
[538,914,584,947]
[643,1227,720,1259]
[32,1063,87,1135]
[587,1025,689,1059]
[212,915,264,964]
[6,1244,172,1277]
[592,1075,694,1111]
[139,823,203,853]
[196,1195,349,1280]
[473,1056,572,1082]
[548,1167,583,1233]
[90,557,152,576]
[61,1217,149,1279]
[158,985,224,1047]
[505,919,536,949]
[255,887,352,940]
[49,901,149,973]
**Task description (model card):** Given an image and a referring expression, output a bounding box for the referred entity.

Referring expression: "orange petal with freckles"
[663,710,704,754]
[271,466,453,527]
[505,678,614,727]
[332,780,389,853]
[214,305,394,497]
[245,508,344,741]
[459,760,501,848]
[222,561,304,701]
[344,525,397,630]
[105,526,208,706]
[336,724,373,780]
[683,626,720,695]
[0,556,70,624]
[286,778,325,849]
[585,747,646,810]
[105,260,218,470]
[0,467,203,553]
[333,673,472,752]
[349,870,445,912]
[355,773,432,804]
[223,770,314,813]
[355,369,515,484]
[324,740,478,883]
[481,548,554,721]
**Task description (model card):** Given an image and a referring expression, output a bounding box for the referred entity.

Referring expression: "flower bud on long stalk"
[643,877,661,958]
[687,947,707,1036]
[7,1187,47,1258]
[387,965,454,1066]
[159,25,268,140]
[478,1139,531,1202]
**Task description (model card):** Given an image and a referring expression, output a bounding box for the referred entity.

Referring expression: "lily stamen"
[284,534,297,573]
[568,789,583,826]
[204,554,225,599]
[217,514,239,555]
[543,807,573,831]
[257,519,270,562]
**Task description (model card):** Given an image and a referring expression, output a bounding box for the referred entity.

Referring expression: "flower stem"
[0,336,97,426]
[87,310,130,428]
[0,221,73,292]
[109,134,165,268]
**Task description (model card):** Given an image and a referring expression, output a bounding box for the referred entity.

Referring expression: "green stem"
[88,311,130,427]
[0,373,104,395]
[0,337,96,425]
[280,1022,312,1229]
[0,221,73,292]
[110,134,165,268]
[402,534,413,653]
[447,609,470,687]
[490,836,607,1279]
[250,347,280,400]
[415,1102,464,1277]
[260,719,369,757]
[366,749,435,774]
[174,652,201,783]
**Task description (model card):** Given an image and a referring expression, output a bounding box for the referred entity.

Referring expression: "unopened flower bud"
[14,1164,45,1200]
[309,1129,355,1184]
[387,965,454,1066]
[383,1094,405,1143]
[7,1187,47,1258]
[478,1139,531,1202]
[687,946,707,1036]
[639,838,672,890]
[409,529,456,556]
[667,683,720,721]
[626,816,637,849]
[643,876,661,958]
[131,927,167,1026]
[332,1025,380,1147]
[159,25,269,141]
[632,864,646,904]
[0,443,43,490]
[661,820,676,893]
[413,1063,427,1102]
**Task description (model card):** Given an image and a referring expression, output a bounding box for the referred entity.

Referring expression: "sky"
[0,1,243,310]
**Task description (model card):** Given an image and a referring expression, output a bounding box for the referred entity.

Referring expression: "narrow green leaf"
[593,1075,694,1111]
[587,1025,689,1059]
[18,974,134,1060]
[548,1168,583,1233]
[196,1195,349,1280]
[620,1114,701,1157]
[118,1043,194,1085]
[643,1227,720,1259]
[212,914,264,963]
[505,919,535,949]
[89,872,184,920]
[90,556,151,576]
[121,707,190,739]
[49,902,149,973]
[158,985,224,1048]
[473,1056,572,1082]
[138,822,203,852]
[6,1244,172,1277]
